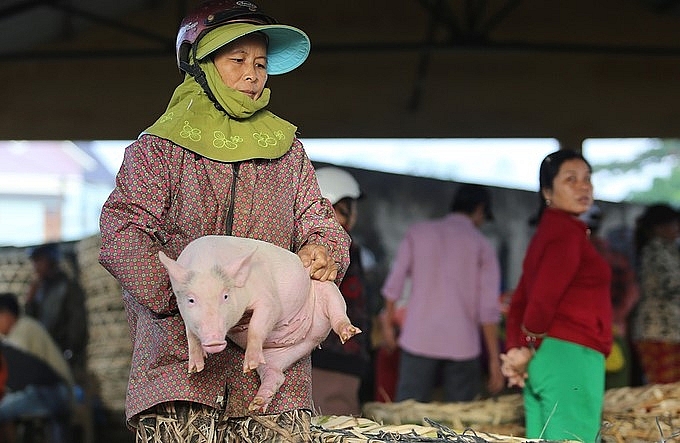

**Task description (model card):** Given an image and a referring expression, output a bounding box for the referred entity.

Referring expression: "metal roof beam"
[45,1,172,46]
[0,0,43,20]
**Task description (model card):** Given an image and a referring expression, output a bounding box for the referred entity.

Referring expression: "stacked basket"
[75,234,131,413]
[311,415,563,443]
[362,395,525,438]
[361,382,680,442]
[0,247,34,301]
[601,382,680,442]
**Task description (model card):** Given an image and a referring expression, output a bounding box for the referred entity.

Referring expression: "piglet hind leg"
[247,341,319,413]
[248,363,286,413]
[314,281,362,343]
[336,321,361,344]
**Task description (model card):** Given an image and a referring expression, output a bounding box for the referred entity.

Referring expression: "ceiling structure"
[2,0,680,147]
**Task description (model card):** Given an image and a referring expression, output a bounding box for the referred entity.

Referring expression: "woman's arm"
[98,137,178,316]
[291,140,351,282]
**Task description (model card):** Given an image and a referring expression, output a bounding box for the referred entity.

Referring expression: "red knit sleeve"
[505,275,528,350]
[521,224,582,336]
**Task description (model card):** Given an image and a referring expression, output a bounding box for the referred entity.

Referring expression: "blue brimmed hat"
[196,23,310,75]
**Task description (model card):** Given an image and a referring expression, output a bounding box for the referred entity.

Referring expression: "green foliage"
[629,167,680,204]
[591,140,680,205]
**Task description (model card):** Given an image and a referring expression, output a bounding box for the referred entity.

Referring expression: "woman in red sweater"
[501,150,612,442]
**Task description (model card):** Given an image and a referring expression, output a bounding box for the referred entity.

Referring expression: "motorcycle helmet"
[316,167,363,205]
[176,0,310,75]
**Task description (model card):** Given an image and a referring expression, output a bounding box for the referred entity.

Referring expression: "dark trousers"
[395,349,481,403]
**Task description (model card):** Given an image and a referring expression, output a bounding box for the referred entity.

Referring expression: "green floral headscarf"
[144,60,296,162]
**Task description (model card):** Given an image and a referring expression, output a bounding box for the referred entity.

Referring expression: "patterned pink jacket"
[99,134,350,424]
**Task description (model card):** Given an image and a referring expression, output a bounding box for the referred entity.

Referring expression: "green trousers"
[524,337,605,443]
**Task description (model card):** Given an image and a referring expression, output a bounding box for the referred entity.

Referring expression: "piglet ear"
[158,251,188,282]
[224,246,257,287]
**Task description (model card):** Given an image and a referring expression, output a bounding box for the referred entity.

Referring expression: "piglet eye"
[223,293,229,301]
[188,298,195,304]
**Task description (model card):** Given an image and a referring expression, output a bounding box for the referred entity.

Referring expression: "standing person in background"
[98,0,350,441]
[381,184,505,403]
[311,166,371,416]
[374,299,405,403]
[25,243,88,386]
[502,150,612,442]
[581,205,640,389]
[631,203,680,384]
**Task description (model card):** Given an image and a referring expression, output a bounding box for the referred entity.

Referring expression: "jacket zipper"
[225,162,240,235]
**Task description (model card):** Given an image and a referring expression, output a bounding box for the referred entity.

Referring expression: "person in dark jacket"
[26,243,87,385]
[311,166,371,416]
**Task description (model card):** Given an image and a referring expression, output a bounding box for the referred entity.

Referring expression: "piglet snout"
[202,340,228,354]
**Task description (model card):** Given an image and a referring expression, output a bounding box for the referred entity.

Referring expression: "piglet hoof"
[248,397,268,413]
[188,354,206,374]
[243,349,266,373]
[243,358,264,374]
[188,361,205,374]
[340,325,362,344]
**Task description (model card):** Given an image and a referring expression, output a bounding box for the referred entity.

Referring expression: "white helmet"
[315,167,362,205]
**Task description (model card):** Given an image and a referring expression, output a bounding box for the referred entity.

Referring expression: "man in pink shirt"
[380,184,505,402]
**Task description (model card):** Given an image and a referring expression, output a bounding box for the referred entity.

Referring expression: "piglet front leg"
[241,302,279,373]
[243,331,267,374]
[186,327,207,374]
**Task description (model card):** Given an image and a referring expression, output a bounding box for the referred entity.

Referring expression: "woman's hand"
[298,244,338,282]
[378,309,399,353]
[487,359,507,395]
[500,347,533,388]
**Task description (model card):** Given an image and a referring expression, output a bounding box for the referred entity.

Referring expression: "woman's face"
[333,199,357,232]
[212,33,268,100]
[542,158,593,216]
